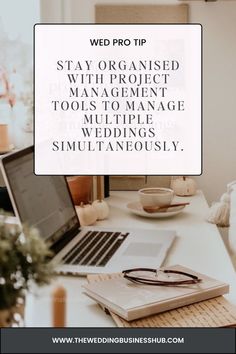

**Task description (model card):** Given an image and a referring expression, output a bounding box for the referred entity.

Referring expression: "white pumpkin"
[171,177,197,196]
[75,203,98,226]
[92,200,109,220]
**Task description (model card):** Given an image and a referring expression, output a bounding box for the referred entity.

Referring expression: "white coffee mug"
[138,187,174,207]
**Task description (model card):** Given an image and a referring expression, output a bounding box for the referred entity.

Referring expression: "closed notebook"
[83,265,229,321]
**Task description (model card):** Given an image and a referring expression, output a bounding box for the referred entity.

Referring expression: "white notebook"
[83,265,229,321]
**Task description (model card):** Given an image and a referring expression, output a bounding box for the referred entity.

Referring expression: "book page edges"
[83,290,128,319]
[83,283,229,321]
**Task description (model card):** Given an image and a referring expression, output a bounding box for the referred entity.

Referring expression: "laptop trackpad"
[123,242,161,257]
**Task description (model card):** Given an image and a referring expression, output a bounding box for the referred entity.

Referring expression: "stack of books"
[83,265,236,327]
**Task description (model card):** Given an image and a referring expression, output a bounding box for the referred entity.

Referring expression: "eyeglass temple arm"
[122,268,157,274]
[163,269,200,280]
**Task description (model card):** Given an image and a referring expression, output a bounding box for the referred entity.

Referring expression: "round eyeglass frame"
[122,268,202,286]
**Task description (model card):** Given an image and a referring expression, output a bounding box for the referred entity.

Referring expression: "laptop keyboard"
[62,230,129,267]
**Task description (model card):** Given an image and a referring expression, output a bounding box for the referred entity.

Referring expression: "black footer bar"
[0,328,235,354]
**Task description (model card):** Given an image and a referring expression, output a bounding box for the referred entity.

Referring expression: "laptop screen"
[2,147,79,242]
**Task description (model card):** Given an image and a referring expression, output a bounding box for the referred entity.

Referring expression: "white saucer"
[126,201,186,218]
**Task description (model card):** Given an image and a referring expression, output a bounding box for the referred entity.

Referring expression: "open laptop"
[0,146,175,275]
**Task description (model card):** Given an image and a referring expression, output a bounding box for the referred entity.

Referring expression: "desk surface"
[25,190,236,327]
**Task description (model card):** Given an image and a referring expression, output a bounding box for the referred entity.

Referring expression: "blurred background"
[0,0,236,205]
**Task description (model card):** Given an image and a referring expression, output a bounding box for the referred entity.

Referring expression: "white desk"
[25,191,236,327]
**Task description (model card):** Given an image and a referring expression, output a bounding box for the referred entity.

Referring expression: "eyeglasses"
[122,268,202,286]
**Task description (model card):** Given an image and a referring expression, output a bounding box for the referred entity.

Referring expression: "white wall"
[190,1,236,203]
[41,0,236,203]
[0,0,40,44]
